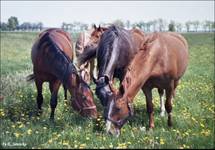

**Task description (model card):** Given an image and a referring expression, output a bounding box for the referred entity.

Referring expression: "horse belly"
[144,76,173,89]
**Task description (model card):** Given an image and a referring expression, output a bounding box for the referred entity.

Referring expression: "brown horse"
[76,25,108,84]
[28,28,97,120]
[106,32,189,136]
[78,25,146,118]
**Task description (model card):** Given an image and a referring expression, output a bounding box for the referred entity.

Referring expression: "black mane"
[38,32,77,84]
[97,25,130,79]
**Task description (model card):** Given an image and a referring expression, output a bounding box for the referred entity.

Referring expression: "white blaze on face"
[160,94,165,117]
[106,100,114,132]
[84,32,91,47]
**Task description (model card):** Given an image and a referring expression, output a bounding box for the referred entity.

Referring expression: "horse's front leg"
[49,80,61,120]
[142,87,154,129]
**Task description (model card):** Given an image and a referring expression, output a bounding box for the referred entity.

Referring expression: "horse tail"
[77,47,97,66]
[26,74,35,82]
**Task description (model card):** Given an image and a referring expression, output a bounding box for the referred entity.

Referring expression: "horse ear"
[93,24,97,30]
[98,25,101,31]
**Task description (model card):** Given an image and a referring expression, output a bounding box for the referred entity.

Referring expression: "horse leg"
[35,79,43,114]
[158,88,165,117]
[49,80,61,120]
[142,87,154,129]
[173,80,179,98]
[63,84,67,100]
[165,81,174,127]
[89,59,95,80]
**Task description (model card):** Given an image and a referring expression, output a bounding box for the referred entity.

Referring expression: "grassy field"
[0,31,214,149]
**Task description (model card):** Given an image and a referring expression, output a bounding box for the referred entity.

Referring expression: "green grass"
[0,31,214,149]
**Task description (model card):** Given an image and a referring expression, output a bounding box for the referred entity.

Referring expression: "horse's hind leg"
[165,80,174,127]
[49,80,61,120]
[35,79,43,114]
[158,88,165,117]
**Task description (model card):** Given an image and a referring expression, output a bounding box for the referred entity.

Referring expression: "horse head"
[68,72,97,119]
[105,96,134,137]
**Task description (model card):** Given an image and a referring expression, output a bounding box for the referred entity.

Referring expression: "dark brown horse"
[78,25,145,117]
[28,28,97,120]
[106,32,189,136]
[76,25,108,84]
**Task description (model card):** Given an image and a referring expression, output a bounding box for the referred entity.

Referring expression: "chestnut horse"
[78,25,146,117]
[106,32,189,136]
[27,28,97,120]
[76,25,108,84]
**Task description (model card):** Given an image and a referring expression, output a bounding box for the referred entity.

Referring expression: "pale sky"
[1,1,214,27]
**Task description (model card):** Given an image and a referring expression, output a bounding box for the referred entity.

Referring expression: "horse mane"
[97,25,120,76]
[38,32,77,83]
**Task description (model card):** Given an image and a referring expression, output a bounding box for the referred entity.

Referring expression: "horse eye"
[115,107,120,112]
[82,95,87,100]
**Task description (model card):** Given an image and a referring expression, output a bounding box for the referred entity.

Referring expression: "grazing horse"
[106,32,189,136]
[78,25,145,117]
[28,28,97,120]
[76,25,108,84]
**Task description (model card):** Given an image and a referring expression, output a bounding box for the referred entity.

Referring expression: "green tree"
[8,16,19,31]
[0,22,8,31]
[168,21,176,32]
[192,20,200,32]
[112,19,124,28]
[185,21,192,32]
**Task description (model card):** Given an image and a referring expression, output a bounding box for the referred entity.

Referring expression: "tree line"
[1,16,43,31]
[1,16,214,32]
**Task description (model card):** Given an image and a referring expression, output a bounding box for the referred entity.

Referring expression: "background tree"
[175,22,182,32]
[0,22,9,31]
[157,18,167,31]
[185,21,192,32]
[112,19,124,28]
[7,16,19,31]
[146,21,152,32]
[192,20,200,32]
[125,20,130,29]
[151,19,158,32]
[168,20,176,32]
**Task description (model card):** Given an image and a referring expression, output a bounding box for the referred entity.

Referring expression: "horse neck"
[122,51,152,102]
[97,35,119,80]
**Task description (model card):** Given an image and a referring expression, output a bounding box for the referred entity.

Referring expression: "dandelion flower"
[160,138,165,145]
[27,129,32,135]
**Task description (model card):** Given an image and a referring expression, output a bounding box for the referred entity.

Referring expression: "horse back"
[32,29,73,64]
[149,32,189,79]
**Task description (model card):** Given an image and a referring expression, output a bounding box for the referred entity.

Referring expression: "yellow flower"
[48,139,53,144]
[27,129,32,135]
[200,123,205,128]
[18,124,24,128]
[86,137,90,140]
[160,138,165,145]
[79,144,86,149]
[14,132,20,138]
[11,125,16,128]
[62,140,69,146]
[109,144,113,148]
[0,111,5,117]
